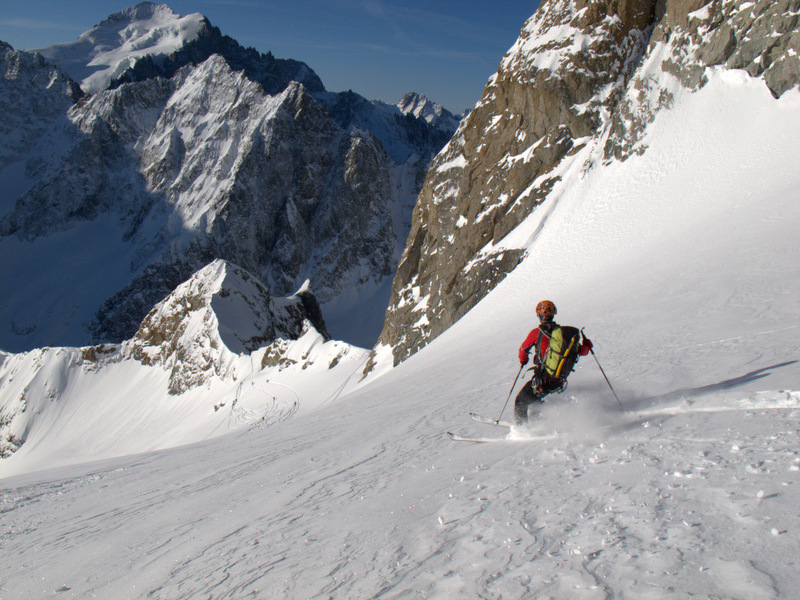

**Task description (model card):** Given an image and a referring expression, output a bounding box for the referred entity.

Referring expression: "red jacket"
[519,325,592,366]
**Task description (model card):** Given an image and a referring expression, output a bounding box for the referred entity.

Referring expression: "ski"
[447,431,507,443]
[447,431,559,443]
[470,412,513,428]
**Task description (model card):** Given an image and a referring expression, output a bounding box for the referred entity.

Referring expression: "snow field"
[0,324,369,478]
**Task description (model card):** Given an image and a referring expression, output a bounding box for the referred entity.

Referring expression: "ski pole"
[582,329,623,409]
[496,364,525,423]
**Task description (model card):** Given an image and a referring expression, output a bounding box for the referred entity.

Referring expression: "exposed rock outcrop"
[130,259,324,394]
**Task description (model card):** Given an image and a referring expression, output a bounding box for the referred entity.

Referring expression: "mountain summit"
[31,3,207,94]
[398,92,463,133]
[32,2,324,96]
[130,259,329,394]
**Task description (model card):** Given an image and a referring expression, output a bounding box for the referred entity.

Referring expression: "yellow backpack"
[540,325,582,381]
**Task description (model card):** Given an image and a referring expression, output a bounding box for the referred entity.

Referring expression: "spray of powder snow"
[510,383,621,443]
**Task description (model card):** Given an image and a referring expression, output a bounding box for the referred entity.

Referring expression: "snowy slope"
[31,3,205,94]
[1,68,798,599]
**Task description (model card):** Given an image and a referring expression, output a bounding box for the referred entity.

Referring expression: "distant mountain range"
[0,2,460,352]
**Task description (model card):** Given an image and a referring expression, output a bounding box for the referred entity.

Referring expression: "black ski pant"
[514,379,545,425]
[514,376,561,424]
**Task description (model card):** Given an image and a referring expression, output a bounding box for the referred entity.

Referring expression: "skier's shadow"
[623,360,798,412]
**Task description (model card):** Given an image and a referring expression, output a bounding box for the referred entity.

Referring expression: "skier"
[515,300,593,425]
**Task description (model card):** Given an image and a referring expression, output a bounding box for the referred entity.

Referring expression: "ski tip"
[469,412,512,428]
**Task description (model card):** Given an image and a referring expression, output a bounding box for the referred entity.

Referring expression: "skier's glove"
[582,338,593,350]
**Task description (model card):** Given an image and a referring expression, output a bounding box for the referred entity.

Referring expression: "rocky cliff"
[0,42,83,200]
[129,259,328,394]
[370,0,800,371]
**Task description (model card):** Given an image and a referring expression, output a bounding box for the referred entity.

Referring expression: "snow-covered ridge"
[0,259,367,472]
[31,2,205,94]
[129,259,321,394]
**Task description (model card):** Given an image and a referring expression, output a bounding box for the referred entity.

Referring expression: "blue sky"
[0,1,539,113]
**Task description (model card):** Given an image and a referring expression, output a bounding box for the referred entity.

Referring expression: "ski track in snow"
[1,391,798,598]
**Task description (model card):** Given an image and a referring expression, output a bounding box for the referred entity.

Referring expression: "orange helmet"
[536,300,557,322]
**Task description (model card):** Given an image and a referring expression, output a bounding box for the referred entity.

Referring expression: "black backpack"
[538,323,582,381]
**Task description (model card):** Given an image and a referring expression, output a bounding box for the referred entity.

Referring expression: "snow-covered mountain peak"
[130,259,325,394]
[31,2,205,93]
[29,2,326,98]
[132,259,258,350]
[104,1,183,24]
[397,91,461,132]
[129,259,268,393]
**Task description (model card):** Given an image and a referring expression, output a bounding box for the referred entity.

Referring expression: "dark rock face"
[0,42,84,193]
[370,0,800,371]
[313,90,458,164]
[370,0,657,370]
